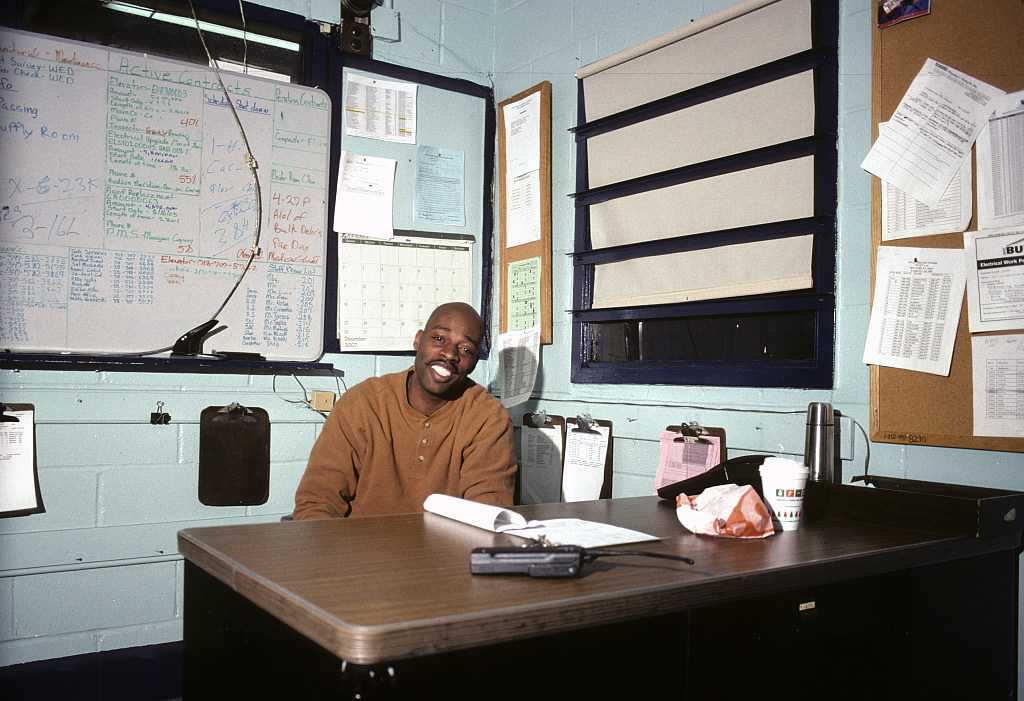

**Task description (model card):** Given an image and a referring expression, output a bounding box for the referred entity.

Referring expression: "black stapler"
[656,454,770,501]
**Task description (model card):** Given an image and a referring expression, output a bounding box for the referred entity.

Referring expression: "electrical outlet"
[311,391,336,412]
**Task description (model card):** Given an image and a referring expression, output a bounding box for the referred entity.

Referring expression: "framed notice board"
[0,26,330,362]
[497,81,552,344]
[326,55,495,355]
[869,3,1024,452]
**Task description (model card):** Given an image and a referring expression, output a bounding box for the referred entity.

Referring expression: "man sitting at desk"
[293,302,518,519]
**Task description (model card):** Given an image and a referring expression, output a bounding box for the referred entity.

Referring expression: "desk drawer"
[687,574,899,697]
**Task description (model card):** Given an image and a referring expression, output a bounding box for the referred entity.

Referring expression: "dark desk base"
[183,548,1017,700]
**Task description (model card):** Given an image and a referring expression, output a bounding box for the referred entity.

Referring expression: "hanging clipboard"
[0,403,43,517]
[199,403,270,506]
[665,424,727,460]
[563,415,613,501]
[520,412,566,505]
[655,424,727,493]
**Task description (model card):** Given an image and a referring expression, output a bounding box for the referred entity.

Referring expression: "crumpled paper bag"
[675,483,775,538]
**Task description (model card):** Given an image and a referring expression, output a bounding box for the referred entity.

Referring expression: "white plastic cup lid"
[758,456,809,476]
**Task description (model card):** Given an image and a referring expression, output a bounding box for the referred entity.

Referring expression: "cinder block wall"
[0,372,319,665]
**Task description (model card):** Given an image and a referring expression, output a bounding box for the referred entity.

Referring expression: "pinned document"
[344,73,417,144]
[334,151,396,240]
[977,90,1024,231]
[0,404,42,516]
[972,335,1024,438]
[861,59,1003,208]
[501,89,542,248]
[414,145,466,227]
[964,227,1024,333]
[879,123,971,241]
[862,246,967,376]
[498,325,540,408]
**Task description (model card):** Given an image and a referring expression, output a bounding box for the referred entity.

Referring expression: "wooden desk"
[179,496,1020,700]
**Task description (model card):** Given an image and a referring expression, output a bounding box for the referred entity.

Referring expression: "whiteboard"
[0,28,330,361]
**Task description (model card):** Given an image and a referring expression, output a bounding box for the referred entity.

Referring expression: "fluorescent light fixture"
[215,58,291,83]
[103,2,301,52]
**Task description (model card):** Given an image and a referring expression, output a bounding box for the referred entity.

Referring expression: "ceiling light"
[103,2,301,52]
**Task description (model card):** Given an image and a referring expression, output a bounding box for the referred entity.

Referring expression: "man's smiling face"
[409,303,484,414]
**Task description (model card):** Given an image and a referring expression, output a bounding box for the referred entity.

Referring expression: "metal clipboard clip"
[524,410,551,428]
[673,421,709,443]
[212,402,257,423]
[571,413,600,434]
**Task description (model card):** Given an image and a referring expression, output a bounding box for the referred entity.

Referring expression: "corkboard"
[497,82,552,344]
[869,2,1024,452]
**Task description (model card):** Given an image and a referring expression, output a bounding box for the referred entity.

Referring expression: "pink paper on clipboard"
[654,430,723,492]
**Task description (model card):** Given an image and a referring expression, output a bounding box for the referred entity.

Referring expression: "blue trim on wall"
[0,643,183,701]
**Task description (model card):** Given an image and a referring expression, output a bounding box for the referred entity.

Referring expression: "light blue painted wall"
[1,1,1021,691]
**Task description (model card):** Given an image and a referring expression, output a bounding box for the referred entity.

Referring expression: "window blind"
[575,0,817,308]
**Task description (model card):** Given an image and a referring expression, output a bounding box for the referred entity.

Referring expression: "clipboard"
[199,403,270,506]
[563,416,613,500]
[519,412,566,505]
[0,403,44,517]
[665,424,727,461]
[654,424,727,495]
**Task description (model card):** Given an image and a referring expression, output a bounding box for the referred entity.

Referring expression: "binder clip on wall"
[150,401,171,425]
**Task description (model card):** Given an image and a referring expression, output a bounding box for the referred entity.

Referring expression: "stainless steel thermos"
[803,402,834,482]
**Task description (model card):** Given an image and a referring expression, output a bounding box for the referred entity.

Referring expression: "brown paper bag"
[676,484,774,538]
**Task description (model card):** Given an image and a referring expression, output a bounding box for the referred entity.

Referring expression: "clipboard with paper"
[520,411,565,505]
[654,424,726,492]
[0,403,43,517]
[562,415,612,501]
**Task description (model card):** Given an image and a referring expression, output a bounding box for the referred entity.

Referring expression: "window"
[571,0,837,388]
[9,0,316,84]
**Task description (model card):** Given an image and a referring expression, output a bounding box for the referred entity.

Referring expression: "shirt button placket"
[418,421,431,464]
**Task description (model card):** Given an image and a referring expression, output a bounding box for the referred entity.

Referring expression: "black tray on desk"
[656,454,769,501]
[807,476,1024,538]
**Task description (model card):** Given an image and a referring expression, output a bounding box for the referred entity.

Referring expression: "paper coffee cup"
[758,457,810,531]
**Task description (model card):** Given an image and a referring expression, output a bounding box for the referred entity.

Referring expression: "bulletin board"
[327,57,494,354]
[869,3,1024,452]
[497,81,552,344]
[0,27,330,362]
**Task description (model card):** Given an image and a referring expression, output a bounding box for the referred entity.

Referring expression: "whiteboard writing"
[0,28,330,361]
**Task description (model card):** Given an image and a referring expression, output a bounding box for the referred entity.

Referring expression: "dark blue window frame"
[570,0,838,389]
